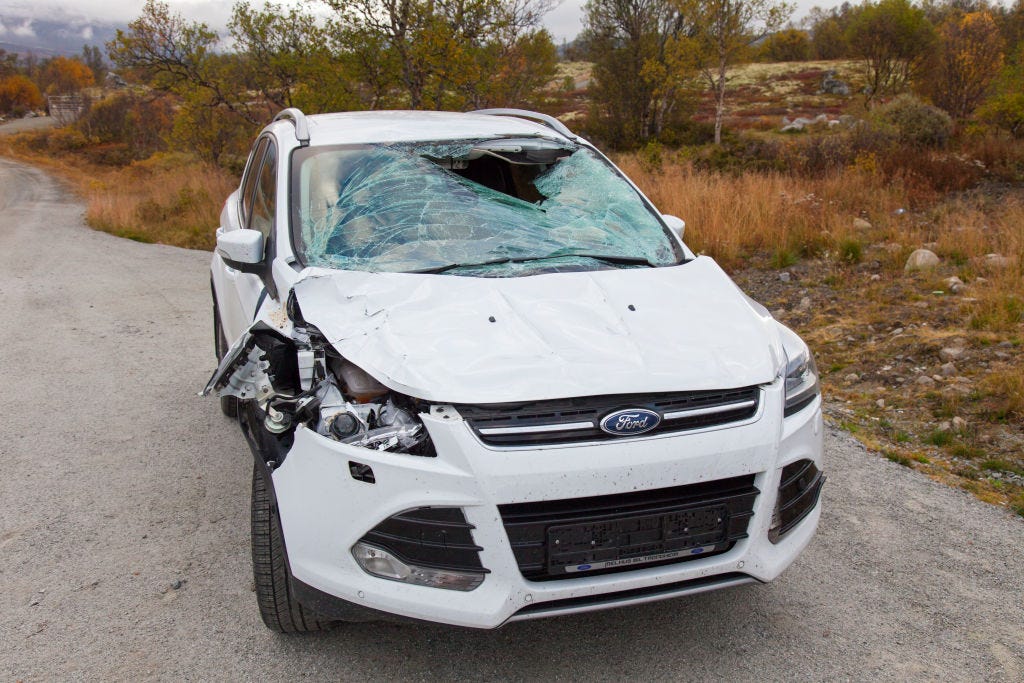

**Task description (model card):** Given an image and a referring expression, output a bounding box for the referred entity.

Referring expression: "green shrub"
[873,95,953,148]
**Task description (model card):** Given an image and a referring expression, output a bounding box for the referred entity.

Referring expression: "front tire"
[251,463,334,633]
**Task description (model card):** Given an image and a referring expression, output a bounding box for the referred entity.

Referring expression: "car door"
[219,137,278,343]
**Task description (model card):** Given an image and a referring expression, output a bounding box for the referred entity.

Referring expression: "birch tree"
[677,0,792,144]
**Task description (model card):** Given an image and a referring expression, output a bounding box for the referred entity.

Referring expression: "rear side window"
[249,140,278,238]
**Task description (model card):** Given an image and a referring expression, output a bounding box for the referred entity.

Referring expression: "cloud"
[11,19,34,37]
[81,25,93,40]
[0,20,7,36]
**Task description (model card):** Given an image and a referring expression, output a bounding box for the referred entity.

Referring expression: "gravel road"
[1,157,1022,681]
[0,116,57,136]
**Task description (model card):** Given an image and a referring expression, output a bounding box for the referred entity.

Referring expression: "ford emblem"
[599,408,661,436]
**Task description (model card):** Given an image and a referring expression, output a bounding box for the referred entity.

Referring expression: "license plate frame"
[546,504,729,574]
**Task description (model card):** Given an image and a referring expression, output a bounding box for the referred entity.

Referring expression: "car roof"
[268,110,576,147]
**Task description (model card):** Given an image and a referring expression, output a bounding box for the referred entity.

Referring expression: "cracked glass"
[291,139,681,276]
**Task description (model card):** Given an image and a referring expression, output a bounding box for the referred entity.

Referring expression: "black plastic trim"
[358,507,489,573]
[770,459,825,543]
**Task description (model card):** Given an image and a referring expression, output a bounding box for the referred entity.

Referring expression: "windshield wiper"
[542,254,658,267]
[406,257,512,275]
[406,254,659,275]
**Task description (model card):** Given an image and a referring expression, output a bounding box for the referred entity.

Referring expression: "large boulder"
[905,248,940,272]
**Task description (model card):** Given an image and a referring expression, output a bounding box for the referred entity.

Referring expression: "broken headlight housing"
[314,365,434,456]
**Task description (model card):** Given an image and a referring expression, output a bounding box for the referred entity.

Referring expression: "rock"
[905,249,940,271]
[853,217,872,231]
[944,276,966,293]
[891,327,904,336]
[171,579,183,590]
[875,399,885,409]
[821,72,851,95]
[838,114,856,126]
[939,347,965,362]
[779,271,791,282]
[828,119,841,128]
[813,113,829,125]
[844,373,860,383]
[797,296,811,311]
[983,253,1014,269]
[931,374,944,382]
[997,340,1014,348]
[937,420,951,432]
[940,362,958,377]
[781,123,804,133]
[772,308,786,319]
[952,416,968,431]
[870,274,881,281]
[916,375,936,386]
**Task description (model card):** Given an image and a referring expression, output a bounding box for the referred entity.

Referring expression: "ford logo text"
[599,408,661,436]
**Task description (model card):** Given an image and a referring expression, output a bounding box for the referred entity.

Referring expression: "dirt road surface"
[1,157,1022,681]
[0,116,57,136]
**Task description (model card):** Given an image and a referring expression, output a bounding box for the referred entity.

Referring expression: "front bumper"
[272,380,824,629]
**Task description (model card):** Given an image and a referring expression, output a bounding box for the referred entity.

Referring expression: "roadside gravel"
[1,157,1021,681]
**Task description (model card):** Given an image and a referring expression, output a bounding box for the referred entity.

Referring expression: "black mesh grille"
[358,507,487,573]
[457,387,760,447]
[499,475,759,581]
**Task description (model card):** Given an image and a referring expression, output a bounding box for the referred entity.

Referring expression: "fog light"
[351,542,485,591]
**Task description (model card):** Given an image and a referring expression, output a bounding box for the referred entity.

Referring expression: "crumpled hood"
[292,257,784,404]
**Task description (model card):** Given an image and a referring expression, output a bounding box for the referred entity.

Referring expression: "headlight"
[779,325,820,416]
[784,348,819,416]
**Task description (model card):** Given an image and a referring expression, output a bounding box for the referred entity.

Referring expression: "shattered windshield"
[290,139,682,276]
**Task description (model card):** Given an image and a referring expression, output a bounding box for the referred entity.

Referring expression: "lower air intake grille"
[457,387,761,447]
[358,507,485,572]
[769,459,825,543]
[499,475,759,581]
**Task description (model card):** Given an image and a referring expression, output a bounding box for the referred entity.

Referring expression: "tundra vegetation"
[0,0,1022,516]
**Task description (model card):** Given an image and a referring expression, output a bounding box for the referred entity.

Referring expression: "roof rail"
[471,108,576,140]
[273,108,310,147]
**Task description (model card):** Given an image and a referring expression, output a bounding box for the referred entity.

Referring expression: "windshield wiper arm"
[405,257,511,275]
[406,254,658,275]
[512,254,658,267]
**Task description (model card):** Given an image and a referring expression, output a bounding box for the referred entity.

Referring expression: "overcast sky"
[3,0,834,43]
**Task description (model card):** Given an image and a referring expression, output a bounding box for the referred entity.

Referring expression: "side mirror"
[217,228,264,271]
[662,214,685,239]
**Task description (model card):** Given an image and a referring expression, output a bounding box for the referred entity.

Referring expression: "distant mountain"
[0,11,121,57]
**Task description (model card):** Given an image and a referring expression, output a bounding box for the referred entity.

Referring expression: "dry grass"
[82,154,236,250]
[616,157,906,269]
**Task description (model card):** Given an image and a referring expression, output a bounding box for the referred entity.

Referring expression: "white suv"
[204,108,825,631]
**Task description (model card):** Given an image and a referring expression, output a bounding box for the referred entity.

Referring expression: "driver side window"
[239,138,268,229]
[249,140,277,239]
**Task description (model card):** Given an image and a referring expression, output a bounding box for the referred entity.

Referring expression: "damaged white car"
[204,108,825,631]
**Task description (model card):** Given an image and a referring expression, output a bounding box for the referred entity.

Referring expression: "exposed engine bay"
[203,295,433,463]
